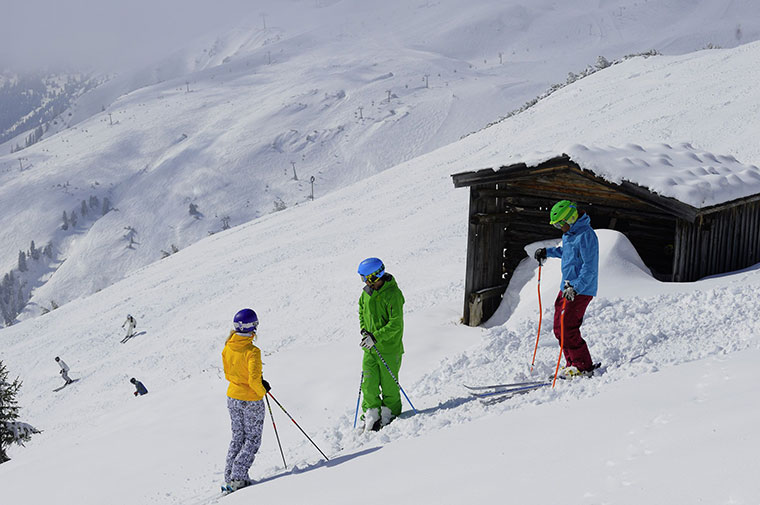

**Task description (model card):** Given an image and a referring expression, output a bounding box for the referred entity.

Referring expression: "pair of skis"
[464,380,551,405]
[466,363,602,405]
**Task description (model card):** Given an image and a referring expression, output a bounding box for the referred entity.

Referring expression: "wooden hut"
[451,145,760,326]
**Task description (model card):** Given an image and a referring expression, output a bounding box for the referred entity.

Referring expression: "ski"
[479,387,544,405]
[52,378,79,392]
[469,382,550,398]
[464,380,547,391]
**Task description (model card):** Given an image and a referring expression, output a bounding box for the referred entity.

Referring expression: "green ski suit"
[359,274,405,416]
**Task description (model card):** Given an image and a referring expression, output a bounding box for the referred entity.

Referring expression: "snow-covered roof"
[510,142,760,209]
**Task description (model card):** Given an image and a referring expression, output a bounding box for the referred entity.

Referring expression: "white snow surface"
[496,142,760,208]
[1,2,760,505]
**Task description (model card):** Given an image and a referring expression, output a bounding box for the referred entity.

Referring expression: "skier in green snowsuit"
[357,257,405,431]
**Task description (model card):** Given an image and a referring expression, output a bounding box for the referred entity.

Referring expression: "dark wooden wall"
[673,200,760,281]
[463,182,508,325]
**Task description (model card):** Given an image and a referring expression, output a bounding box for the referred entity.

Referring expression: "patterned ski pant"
[225,397,265,482]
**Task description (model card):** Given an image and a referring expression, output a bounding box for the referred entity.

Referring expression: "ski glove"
[261,379,271,393]
[562,281,576,301]
[360,329,376,349]
[533,248,547,264]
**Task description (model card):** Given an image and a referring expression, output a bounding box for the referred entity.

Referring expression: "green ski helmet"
[549,200,578,228]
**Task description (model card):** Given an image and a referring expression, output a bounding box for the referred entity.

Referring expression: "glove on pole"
[353,371,364,429]
[267,392,330,461]
[371,345,418,414]
[530,263,543,372]
[552,297,567,388]
[264,394,287,469]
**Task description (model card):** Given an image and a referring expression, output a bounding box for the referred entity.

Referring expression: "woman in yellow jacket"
[221,308,270,493]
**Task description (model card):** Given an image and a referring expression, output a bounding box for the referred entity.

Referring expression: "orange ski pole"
[530,263,543,372]
[552,297,567,388]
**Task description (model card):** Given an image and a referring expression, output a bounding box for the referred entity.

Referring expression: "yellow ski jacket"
[222,331,266,401]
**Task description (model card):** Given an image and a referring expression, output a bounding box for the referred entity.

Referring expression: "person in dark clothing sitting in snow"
[533,200,599,378]
[130,377,148,396]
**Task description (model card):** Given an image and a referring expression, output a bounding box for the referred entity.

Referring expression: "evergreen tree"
[17,251,27,272]
[62,211,69,230]
[81,200,88,217]
[0,360,39,463]
[29,241,40,261]
[101,197,111,215]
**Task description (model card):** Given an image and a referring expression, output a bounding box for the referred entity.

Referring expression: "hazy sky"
[1,0,279,71]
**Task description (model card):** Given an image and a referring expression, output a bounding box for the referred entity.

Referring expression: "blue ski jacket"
[545,212,599,296]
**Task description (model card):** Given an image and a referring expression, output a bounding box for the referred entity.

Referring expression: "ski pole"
[552,297,567,388]
[266,392,330,461]
[353,371,364,429]
[530,262,543,372]
[371,345,418,414]
[264,394,287,469]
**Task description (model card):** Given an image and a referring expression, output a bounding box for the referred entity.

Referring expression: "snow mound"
[486,229,654,328]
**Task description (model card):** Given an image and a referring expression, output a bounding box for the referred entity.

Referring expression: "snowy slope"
[2,0,759,325]
[1,34,760,504]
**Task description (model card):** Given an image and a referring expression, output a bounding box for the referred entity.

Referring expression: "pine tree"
[0,360,39,463]
[62,210,69,230]
[17,251,27,272]
[29,241,40,261]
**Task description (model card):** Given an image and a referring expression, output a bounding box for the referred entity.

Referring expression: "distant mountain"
[0,71,103,152]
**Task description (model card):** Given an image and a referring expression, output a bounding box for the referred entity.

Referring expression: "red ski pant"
[553,291,594,372]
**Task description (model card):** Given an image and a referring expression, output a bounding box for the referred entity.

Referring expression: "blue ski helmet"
[358,257,385,283]
[233,308,259,334]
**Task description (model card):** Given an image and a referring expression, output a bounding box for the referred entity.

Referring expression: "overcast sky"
[1,0,282,72]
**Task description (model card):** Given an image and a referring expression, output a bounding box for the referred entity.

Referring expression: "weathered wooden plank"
[485,193,674,220]
[737,206,748,270]
[699,217,710,278]
[451,157,573,188]
[751,204,760,264]
[672,221,684,281]
[727,208,738,271]
[709,215,720,274]
[719,211,730,272]
[686,224,697,280]
[470,213,513,224]
[698,192,760,216]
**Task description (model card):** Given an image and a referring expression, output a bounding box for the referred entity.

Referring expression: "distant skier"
[356,257,406,431]
[533,200,599,378]
[121,314,136,342]
[130,378,148,396]
[221,308,270,493]
[54,357,73,385]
